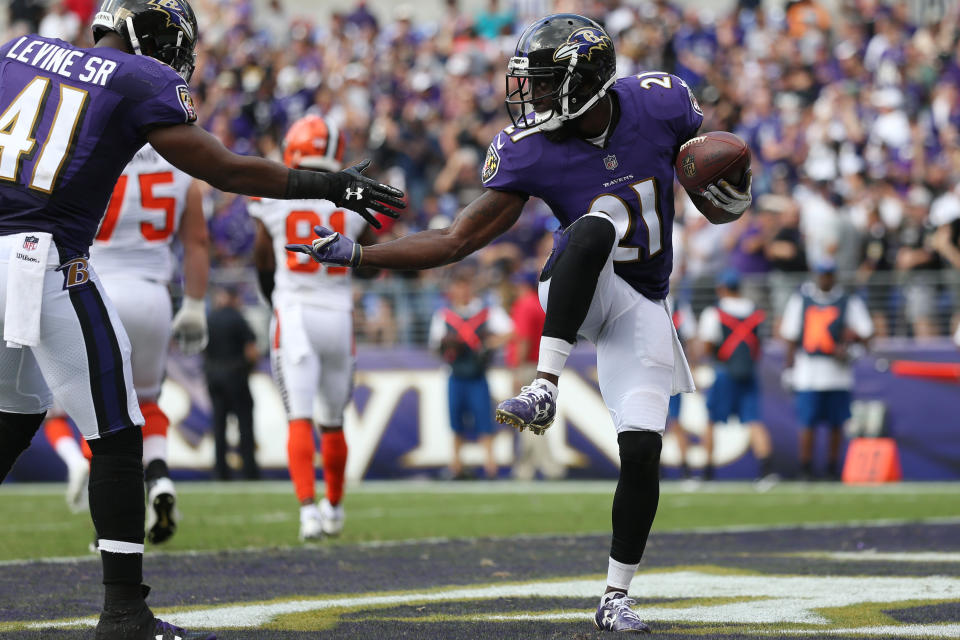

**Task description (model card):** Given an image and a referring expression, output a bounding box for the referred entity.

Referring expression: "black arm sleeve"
[285,169,337,201]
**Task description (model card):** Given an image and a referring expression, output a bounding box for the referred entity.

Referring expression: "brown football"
[675,131,751,224]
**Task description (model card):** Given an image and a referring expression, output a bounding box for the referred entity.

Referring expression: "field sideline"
[1,481,959,639]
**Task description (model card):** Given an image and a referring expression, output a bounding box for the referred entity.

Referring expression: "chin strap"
[125,16,142,56]
[544,53,616,131]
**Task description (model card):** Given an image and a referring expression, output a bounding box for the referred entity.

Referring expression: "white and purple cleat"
[495,380,556,435]
[594,592,651,633]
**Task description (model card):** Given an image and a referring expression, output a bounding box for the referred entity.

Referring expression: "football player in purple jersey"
[0,1,403,638]
[289,13,751,632]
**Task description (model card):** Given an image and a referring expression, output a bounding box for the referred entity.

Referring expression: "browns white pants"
[269,298,354,426]
[96,274,172,403]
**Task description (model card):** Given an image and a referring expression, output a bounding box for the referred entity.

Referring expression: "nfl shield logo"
[681,155,697,178]
[23,235,38,251]
[603,154,618,171]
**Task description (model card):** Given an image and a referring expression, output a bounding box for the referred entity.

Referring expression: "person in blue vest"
[697,269,776,485]
[429,268,513,479]
[780,259,873,480]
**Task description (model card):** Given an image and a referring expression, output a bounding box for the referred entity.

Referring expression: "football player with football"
[0,0,403,637]
[251,115,374,541]
[288,13,749,633]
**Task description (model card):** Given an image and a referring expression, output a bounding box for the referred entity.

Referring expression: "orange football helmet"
[282,115,345,171]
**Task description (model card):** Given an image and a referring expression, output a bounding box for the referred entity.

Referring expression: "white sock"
[54,437,87,471]
[606,557,639,593]
[142,435,167,468]
[533,378,559,399]
[537,337,573,376]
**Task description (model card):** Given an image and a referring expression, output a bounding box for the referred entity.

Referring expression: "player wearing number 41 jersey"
[288,14,750,633]
[250,115,375,542]
[43,144,207,545]
[0,0,404,638]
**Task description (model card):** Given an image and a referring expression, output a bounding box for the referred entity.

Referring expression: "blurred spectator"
[796,178,841,271]
[895,185,941,337]
[205,287,260,480]
[429,268,512,479]
[474,0,514,40]
[856,199,897,337]
[64,0,95,25]
[785,0,830,40]
[724,204,771,305]
[506,270,562,481]
[358,293,399,345]
[9,0,46,33]
[762,195,808,323]
[38,0,80,42]
[931,208,960,334]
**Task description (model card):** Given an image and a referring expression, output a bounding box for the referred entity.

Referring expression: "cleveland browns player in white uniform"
[251,115,374,541]
[43,143,208,544]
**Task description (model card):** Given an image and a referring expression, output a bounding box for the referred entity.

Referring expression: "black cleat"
[95,588,216,640]
[146,476,178,545]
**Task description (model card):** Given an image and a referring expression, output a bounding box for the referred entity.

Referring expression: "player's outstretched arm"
[147,124,405,227]
[288,189,526,271]
[171,179,210,354]
[179,180,209,301]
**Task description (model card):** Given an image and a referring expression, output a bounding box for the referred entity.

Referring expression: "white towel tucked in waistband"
[664,300,696,395]
[4,232,52,348]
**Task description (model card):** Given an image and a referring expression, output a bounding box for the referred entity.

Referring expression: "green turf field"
[1,481,958,561]
[3,481,960,639]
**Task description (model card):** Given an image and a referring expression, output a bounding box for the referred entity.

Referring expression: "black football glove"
[325,160,405,228]
[286,159,406,229]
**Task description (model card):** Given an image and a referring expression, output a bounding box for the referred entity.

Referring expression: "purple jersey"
[0,35,197,257]
[482,72,702,299]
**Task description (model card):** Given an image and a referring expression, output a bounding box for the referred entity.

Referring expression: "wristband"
[285,169,334,201]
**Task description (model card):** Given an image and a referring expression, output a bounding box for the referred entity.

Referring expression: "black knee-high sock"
[610,431,662,565]
[88,427,146,606]
[0,411,46,482]
[542,215,616,343]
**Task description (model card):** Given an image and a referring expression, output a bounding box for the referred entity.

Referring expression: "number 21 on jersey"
[286,209,347,275]
[590,177,662,262]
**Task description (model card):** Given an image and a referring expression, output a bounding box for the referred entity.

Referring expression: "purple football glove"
[285,226,362,267]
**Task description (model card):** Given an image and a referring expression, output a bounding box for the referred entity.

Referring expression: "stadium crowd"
[5,0,960,342]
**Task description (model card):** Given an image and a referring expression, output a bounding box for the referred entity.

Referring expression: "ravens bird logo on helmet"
[505,14,617,131]
[92,0,199,81]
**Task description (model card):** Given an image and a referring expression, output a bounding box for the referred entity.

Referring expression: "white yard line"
[21,572,960,631]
